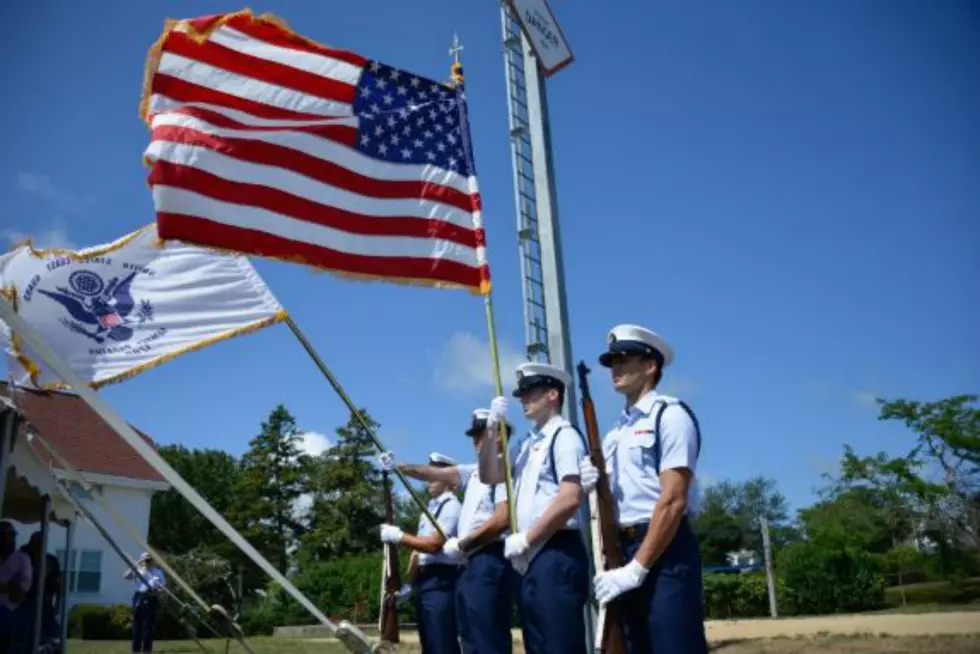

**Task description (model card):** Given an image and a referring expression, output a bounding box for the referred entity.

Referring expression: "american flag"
[141,11,490,293]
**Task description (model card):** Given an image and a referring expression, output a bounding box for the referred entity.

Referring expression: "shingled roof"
[0,382,166,483]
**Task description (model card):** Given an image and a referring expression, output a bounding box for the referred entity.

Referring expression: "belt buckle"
[622,525,638,540]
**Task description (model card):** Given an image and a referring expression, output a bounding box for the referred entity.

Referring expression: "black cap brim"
[512,375,565,397]
[466,418,488,436]
[599,341,663,367]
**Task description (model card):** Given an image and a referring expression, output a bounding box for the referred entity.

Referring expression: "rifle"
[378,470,401,646]
[578,361,628,654]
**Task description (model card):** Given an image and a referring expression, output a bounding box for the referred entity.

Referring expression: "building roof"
[0,382,166,484]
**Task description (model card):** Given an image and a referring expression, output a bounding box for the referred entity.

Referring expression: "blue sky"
[2,0,977,514]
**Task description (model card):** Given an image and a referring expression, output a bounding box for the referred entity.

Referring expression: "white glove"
[579,458,599,493]
[594,559,649,604]
[443,537,463,561]
[505,533,530,575]
[487,396,509,427]
[504,532,530,560]
[378,451,396,472]
[380,523,404,544]
[394,583,412,604]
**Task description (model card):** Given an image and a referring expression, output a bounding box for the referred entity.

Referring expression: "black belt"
[469,541,505,557]
[619,523,649,542]
[619,516,691,542]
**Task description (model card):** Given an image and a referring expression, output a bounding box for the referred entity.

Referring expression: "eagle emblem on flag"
[37,269,154,344]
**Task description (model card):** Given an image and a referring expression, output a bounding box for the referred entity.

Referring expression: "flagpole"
[447,41,519,532]
[283,315,446,538]
[482,292,518,532]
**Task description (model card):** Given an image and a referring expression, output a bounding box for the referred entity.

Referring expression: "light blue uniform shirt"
[417,490,461,567]
[456,464,507,541]
[511,414,586,532]
[604,390,701,526]
[134,566,166,594]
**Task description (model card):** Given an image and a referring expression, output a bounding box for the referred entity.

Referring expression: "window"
[57,549,103,594]
[66,482,103,501]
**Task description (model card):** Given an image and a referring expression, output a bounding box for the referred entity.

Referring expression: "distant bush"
[703,572,779,619]
[777,542,885,615]
[268,553,417,627]
[68,604,128,640]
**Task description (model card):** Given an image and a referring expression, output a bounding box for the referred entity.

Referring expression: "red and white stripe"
[142,11,490,292]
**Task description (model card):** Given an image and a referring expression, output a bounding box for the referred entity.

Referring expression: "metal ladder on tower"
[502,5,549,364]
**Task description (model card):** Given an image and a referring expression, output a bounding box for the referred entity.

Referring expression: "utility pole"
[760,517,778,618]
[498,1,593,650]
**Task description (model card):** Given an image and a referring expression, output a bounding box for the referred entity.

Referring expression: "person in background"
[20,531,62,640]
[385,408,515,654]
[378,452,462,654]
[0,521,32,647]
[124,551,166,653]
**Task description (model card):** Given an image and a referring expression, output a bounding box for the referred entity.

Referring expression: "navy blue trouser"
[618,519,708,654]
[456,542,514,654]
[132,592,159,653]
[515,530,589,654]
[414,563,461,654]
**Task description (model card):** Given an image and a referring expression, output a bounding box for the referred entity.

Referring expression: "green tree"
[693,476,791,561]
[149,446,242,557]
[693,495,744,566]
[876,395,979,551]
[799,485,913,554]
[296,409,385,563]
[231,405,310,574]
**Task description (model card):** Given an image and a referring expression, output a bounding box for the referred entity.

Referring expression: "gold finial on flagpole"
[449,33,464,86]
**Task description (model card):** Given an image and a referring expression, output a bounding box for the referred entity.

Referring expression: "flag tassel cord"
[283,314,447,539]
[482,291,518,532]
[0,295,380,654]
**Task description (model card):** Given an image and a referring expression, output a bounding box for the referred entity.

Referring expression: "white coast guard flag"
[0,224,286,389]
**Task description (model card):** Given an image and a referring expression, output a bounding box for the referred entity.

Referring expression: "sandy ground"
[705,611,980,640]
[329,611,980,645]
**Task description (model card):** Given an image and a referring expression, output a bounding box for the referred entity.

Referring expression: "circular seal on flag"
[69,270,105,297]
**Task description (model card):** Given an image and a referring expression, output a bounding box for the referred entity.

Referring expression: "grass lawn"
[65,634,980,653]
[883,577,980,610]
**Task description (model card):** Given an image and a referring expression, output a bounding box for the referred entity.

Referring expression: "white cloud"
[433,331,525,395]
[297,430,331,457]
[16,173,95,215]
[2,222,76,251]
[292,431,331,519]
[849,390,880,409]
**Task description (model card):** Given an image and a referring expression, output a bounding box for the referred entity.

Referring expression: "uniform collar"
[530,413,567,441]
[626,389,661,419]
[429,490,455,506]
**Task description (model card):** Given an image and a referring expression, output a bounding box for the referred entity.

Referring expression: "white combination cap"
[428,452,457,466]
[513,362,572,397]
[599,324,674,368]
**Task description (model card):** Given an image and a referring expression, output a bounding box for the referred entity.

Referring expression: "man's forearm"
[527,482,581,545]
[398,463,459,487]
[633,495,686,568]
[400,532,447,554]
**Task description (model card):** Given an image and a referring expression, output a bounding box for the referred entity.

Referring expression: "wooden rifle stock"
[578,361,628,654]
[379,470,401,645]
